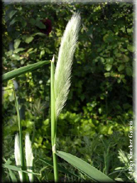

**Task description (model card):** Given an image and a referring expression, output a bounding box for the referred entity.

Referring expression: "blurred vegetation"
[2,2,134,182]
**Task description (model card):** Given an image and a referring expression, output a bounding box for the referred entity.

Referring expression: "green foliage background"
[2,2,134,182]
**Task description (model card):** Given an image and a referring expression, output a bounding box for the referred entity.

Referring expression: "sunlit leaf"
[56,151,115,182]
[25,36,34,44]
[14,39,21,49]
[3,61,50,82]
[118,64,125,72]
[9,10,17,19]
[9,169,18,182]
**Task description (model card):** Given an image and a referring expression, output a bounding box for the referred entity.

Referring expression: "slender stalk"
[51,56,58,182]
[50,14,80,181]
[32,116,36,145]
[13,87,26,182]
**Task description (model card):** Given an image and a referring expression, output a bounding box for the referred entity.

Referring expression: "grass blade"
[3,163,22,172]
[56,151,115,182]
[8,169,18,182]
[3,163,40,176]
[3,60,50,82]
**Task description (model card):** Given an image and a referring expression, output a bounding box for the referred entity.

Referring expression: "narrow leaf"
[3,164,40,176]
[3,60,50,82]
[10,18,17,25]
[32,32,45,37]
[9,10,17,19]
[56,151,115,182]
[9,169,18,182]
[3,164,22,172]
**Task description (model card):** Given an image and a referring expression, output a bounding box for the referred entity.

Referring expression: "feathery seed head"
[14,133,23,182]
[25,133,34,182]
[14,133,21,166]
[54,13,81,117]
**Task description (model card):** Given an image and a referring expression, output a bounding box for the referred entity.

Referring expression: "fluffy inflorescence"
[25,133,34,182]
[54,13,81,118]
[14,134,22,182]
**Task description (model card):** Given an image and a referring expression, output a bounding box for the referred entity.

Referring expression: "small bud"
[51,55,55,63]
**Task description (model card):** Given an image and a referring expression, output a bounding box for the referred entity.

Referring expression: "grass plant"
[2,13,119,182]
[13,88,26,182]
[50,13,81,181]
[13,86,34,182]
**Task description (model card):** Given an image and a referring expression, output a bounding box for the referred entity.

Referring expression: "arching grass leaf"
[56,151,115,182]
[3,60,50,82]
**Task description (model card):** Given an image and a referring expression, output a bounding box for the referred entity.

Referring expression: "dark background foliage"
[2,2,134,182]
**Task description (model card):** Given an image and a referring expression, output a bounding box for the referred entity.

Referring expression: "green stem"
[32,116,36,145]
[13,87,26,182]
[51,57,59,182]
